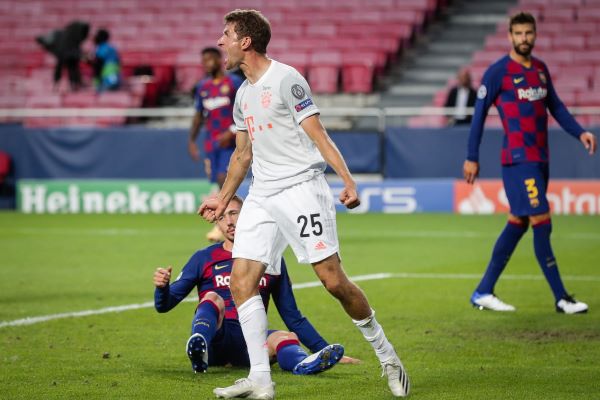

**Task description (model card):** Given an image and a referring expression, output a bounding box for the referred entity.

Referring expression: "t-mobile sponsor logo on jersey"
[517,87,547,101]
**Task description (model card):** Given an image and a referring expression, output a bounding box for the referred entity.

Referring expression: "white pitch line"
[1,272,599,329]
[3,227,600,240]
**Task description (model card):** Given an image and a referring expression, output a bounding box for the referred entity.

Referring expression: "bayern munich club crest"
[261,90,272,108]
[291,84,306,99]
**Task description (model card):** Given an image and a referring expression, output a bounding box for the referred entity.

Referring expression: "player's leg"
[520,163,587,313]
[311,255,409,396]
[471,213,528,311]
[214,147,235,189]
[205,150,224,243]
[266,331,344,375]
[529,212,588,313]
[187,291,225,373]
[214,195,277,399]
[267,176,409,397]
[229,258,270,380]
[472,163,540,311]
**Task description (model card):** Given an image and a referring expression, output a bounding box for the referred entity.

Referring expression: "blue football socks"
[191,300,220,344]
[476,221,528,294]
[533,220,567,301]
[276,339,308,372]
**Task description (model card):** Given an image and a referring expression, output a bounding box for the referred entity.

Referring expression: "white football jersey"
[233,59,326,196]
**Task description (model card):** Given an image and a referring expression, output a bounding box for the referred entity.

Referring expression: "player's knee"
[229,275,253,300]
[322,277,351,299]
[508,214,529,226]
[201,291,225,311]
[267,331,298,349]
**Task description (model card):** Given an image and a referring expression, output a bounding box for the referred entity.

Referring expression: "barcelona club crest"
[220,85,230,95]
[538,71,547,84]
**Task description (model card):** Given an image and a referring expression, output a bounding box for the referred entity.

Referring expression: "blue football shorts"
[207,146,234,183]
[502,162,550,217]
[208,319,278,367]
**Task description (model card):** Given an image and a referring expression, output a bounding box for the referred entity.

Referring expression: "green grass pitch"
[1,212,599,399]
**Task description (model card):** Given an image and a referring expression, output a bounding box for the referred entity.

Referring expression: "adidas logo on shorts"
[314,241,327,250]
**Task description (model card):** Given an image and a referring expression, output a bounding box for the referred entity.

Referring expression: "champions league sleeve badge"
[477,85,487,99]
[291,84,306,99]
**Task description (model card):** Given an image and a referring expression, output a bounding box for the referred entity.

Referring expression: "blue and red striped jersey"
[154,242,328,353]
[194,74,243,153]
[467,55,584,165]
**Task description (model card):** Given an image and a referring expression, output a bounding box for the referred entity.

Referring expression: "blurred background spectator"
[36,20,90,91]
[444,68,476,126]
[90,28,121,92]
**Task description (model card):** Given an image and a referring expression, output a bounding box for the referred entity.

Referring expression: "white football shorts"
[232,174,339,275]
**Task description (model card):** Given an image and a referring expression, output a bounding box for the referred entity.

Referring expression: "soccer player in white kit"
[199,9,410,399]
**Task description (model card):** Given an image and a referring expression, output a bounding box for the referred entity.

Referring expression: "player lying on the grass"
[464,12,597,314]
[153,195,358,374]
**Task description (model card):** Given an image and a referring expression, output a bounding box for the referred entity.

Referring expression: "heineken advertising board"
[17,180,219,214]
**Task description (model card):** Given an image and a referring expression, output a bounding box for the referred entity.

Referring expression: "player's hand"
[339,183,360,209]
[463,160,480,184]
[217,131,235,148]
[203,159,212,178]
[188,141,201,162]
[580,132,597,155]
[153,266,172,288]
[198,195,227,222]
[339,356,361,364]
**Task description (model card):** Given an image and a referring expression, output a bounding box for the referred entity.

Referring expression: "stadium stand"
[0,0,445,127]
[422,0,600,128]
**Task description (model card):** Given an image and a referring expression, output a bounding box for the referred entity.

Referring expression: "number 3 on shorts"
[297,213,323,238]
[524,178,538,199]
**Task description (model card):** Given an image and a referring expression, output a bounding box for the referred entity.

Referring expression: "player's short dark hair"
[94,29,110,45]
[509,12,536,32]
[230,195,244,206]
[224,9,271,54]
[201,47,221,58]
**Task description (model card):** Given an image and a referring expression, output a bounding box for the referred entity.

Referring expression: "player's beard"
[514,42,534,57]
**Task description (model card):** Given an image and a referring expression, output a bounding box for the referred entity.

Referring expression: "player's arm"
[464,65,502,183]
[300,115,359,209]
[271,261,330,353]
[280,71,358,208]
[153,252,202,313]
[544,65,597,155]
[198,93,251,221]
[189,86,205,161]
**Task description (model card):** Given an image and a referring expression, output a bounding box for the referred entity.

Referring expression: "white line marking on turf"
[1,272,599,329]
[3,227,600,240]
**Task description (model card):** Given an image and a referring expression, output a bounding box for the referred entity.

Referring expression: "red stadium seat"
[97,92,133,108]
[25,94,62,108]
[341,53,378,93]
[308,52,341,94]
[542,8,576,23]
[578,8,600,22]
[62,92,97,108]
[577,51,600,65]
[277,52,309,77]
[552,36,585,49]
[576,91,600,106]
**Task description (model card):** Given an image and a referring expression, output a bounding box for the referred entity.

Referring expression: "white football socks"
[237,295,272,385]
[353,309,397,363]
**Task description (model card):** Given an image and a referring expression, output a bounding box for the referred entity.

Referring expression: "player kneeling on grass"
[153,195,358,375]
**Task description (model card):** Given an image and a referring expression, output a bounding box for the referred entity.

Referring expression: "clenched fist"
[153,266,172,288]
